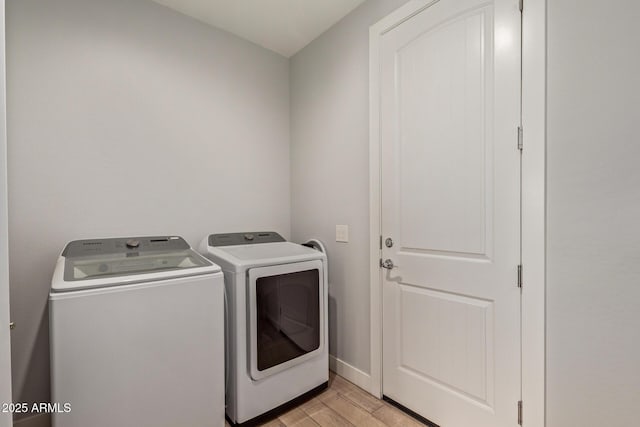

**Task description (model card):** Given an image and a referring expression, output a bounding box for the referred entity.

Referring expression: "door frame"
[0,1,13,426]
[368,1,546,426]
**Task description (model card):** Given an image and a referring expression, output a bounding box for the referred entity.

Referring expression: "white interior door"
[380,0,521,426]
[0,2,12,426]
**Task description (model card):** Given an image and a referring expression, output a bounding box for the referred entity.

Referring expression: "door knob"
[380,259,394,269]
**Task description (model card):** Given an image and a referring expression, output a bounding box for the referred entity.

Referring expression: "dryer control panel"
[208,232,285,247]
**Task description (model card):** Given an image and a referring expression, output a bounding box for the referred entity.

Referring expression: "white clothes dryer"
[200,232,328,425]
[49,236,225,427]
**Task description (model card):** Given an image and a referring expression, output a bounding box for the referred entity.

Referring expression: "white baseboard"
[329,354,373,394]
[13,414,50,427]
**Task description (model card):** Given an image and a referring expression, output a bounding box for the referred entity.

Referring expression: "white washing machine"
[200,232,328,425]
[49,236,225,427]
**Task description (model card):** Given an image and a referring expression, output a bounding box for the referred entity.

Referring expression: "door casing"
[368,1,546,425]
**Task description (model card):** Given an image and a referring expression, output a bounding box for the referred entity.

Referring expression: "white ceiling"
[150,0,367,57]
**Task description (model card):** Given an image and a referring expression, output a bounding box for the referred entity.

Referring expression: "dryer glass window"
[255,269,320,371]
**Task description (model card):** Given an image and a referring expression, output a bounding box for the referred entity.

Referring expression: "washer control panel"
[62,236,189,257]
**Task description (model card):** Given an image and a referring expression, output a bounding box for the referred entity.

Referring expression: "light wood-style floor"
[225,372,427,426]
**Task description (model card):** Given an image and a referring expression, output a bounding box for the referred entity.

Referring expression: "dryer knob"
[126,239,140,248]
[244,234,254,241]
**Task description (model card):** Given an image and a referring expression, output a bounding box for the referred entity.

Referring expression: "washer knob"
[126,239,140,248]
[244,234,254,241]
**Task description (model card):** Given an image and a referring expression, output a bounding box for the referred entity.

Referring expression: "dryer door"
[247,260,324,381]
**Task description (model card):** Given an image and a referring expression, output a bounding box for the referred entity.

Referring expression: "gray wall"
[546,0,640,425]
[290,0,408,374]
[6,0,290,415]
[0,1,12,426]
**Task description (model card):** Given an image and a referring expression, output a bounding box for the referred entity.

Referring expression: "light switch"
[336,225,349,243]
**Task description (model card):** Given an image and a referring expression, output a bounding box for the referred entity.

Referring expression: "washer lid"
[52,236,220,292]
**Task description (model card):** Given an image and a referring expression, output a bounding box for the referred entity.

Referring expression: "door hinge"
[517,126,523,151]
[9,321,15,330]
[517,265,523,288]
[518,400,523,425]
[519,0,523,12]
[379,235,383,250]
